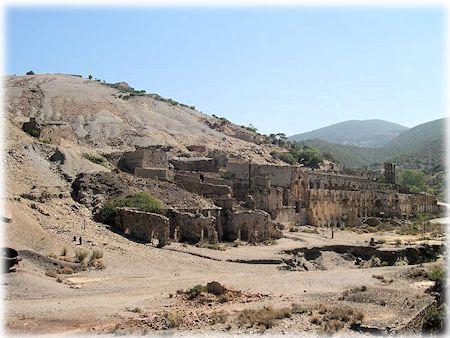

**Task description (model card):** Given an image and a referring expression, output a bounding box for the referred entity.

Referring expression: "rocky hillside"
[5,74,283,164]
[289,119,408,148]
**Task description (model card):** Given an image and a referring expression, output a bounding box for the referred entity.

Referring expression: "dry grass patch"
[236,305,292,330]
[58,266,74,274]
[310,305,364,333]
[45,269,58,278]
[75,249,89,263]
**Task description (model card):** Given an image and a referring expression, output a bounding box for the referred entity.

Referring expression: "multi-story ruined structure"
[114,148,438,245]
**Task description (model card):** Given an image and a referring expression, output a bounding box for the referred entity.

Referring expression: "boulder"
[206,281,227,296]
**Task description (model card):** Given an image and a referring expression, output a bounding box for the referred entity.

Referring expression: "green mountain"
[298,118,446,171]
[382,118,446,173]
[289,119,408,148]
[297,118,446,199]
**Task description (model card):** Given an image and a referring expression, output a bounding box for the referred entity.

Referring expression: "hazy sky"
[6,7,445,135]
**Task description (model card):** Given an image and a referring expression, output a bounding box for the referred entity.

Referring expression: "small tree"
[88,74,93,80]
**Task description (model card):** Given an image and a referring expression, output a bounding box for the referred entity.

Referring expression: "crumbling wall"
[174,172,231,198]
[170,156,225,172]
[120,146,169,172]
[168,209,219,243]
[305,172,382,191]
[275,206,300,227]
[134,167,172,180]
[251,164,294,188]
[116,208,169,246]
[252,186,283,218]
[307,189,438,227]
[222,209,282,242]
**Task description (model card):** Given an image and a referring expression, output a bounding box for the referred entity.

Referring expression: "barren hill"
[5,74,281,163]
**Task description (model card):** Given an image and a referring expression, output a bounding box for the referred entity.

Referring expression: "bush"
[61,247,68,256]
[99,192,163,225]
[423,305,445,333]
[29,129,40,138]
[185,284,207,300]
[40,138,52,144]
[272,144,324,168]
[428,266,445,283]
[75,249,89,263]
[90,249,104,261]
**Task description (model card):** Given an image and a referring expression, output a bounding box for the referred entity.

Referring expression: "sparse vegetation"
[90,249,104,261]
[59,266,74,274]
[82,153,106,165]
[103,81,195,109]
[428,266,445,284]
[99,192,163,225]
[423,305,446,334]
[196,241,226,251]
[45,269,58,278]
[244,124,258,133]
[75,249,89,263]
[310,305,364,333]
[236,305,292,330]
[40,138,52,144]
[184,284,207,300]
[291,303,307,314]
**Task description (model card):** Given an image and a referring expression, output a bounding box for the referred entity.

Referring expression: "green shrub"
[82,153,106,165]
[40,138,52,144]
[29,129,40,137]
[428,266,445,283]
[185,284,207,300]
[423,305,445,333]
[99,192,163,225]
[272,144,324,168]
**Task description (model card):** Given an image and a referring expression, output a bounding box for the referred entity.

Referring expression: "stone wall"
[168,209,219,243]
[251,164,294,189]
[170,156,225,172]
[222,209,282,242]
[174,172,231,198]
[305,172,383,191]
[134,167,172,180]
[121,146,168,172]
[274,206,300,227]
[116,208,169,246]
[307,189,438,227]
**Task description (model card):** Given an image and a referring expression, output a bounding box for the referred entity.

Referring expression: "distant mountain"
[289,119,408,148]
[298,118,446,173]
[382,118,446,173]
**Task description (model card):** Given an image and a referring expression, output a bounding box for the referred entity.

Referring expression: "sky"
[6,7,445,135]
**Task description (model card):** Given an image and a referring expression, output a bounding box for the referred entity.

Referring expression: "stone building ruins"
[112,147,438,245]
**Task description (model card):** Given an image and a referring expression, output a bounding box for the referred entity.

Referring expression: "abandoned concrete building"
[113,147,438,245]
